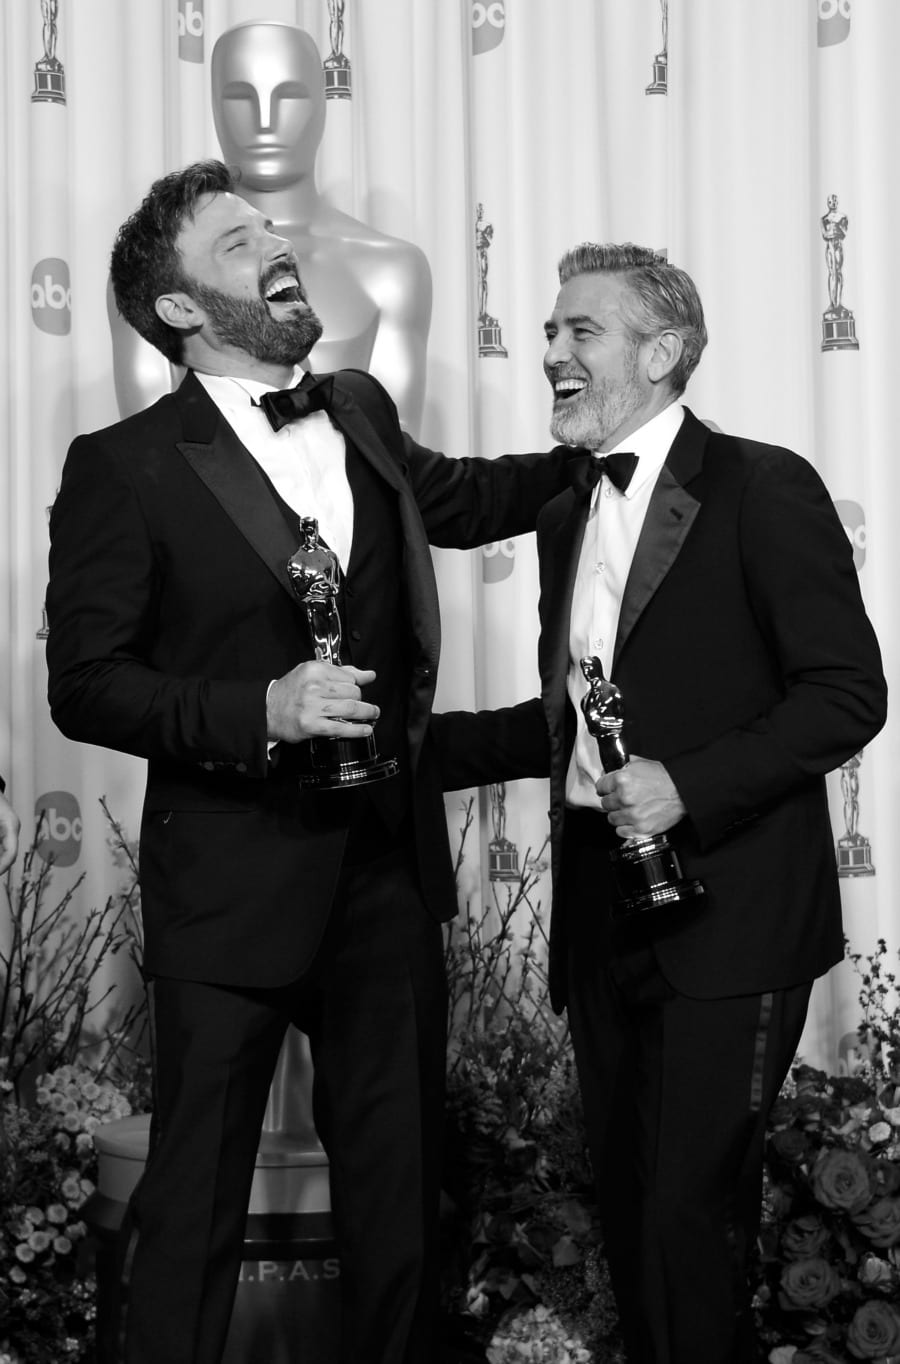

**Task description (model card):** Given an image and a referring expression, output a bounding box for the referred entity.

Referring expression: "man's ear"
[646,330,684,385]
[155,292,203,333]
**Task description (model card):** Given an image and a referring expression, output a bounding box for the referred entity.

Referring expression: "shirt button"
[592,638,604,652]
[594,561,605,574]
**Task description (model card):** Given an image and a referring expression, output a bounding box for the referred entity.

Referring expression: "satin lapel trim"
[176,417,299,602]
[543,492,588,712]
[325,386,407,494]
[329,383,441,663]
[613,465,700,668]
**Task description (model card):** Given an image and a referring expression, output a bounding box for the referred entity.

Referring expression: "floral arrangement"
[0,804,148,1364]
[0,1065,134,1362]
[752,940,900,1364]
[441,798,623,1364]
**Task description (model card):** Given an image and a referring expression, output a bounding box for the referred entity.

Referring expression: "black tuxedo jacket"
[46,369,572,988]
[435,409,887,1007]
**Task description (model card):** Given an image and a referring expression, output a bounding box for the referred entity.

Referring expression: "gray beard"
[549,376,645,450]
[188,279,324,368]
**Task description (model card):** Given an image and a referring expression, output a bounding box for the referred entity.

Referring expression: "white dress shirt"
[565,402,685,809]
[195,367,354,572]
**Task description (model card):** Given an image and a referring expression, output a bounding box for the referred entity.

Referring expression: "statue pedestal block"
[85,1115,340,1364]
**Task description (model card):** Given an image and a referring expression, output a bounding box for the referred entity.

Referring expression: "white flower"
[61,1174,83,1203]
[868,1119,892,1145]
[14,1244,36,1263]
[24,1206,45,1226]
[465,1284,490,1318]
[27,1230,52,1253]
[46,1203,69,1225]
[768,1347,797,1363]
[53,1235,73,1255]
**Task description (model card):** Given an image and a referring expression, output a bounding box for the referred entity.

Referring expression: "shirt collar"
[595,401,685,499]
[194,365,308,408]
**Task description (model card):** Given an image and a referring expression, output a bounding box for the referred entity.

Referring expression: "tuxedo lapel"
[326,379,442,664]
[613,409,706,669]
[540,491,590,716]
[173,373,300,603]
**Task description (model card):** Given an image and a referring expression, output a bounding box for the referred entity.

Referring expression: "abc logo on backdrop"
[35,791,83,868]
[31,258,71,336]
[482,539,515,583]
[817,0,851,47]
[834,499,866,571]
[473,1,505,55]
[178,0,204,63]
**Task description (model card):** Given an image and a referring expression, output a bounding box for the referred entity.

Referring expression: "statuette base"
[300,732,399,789]
[610,833,705,918]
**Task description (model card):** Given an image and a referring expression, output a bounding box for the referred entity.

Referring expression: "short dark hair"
[557,242,708,395]
[110,160,236,363]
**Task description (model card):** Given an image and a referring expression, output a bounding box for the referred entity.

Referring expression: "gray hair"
[558,242,708,395]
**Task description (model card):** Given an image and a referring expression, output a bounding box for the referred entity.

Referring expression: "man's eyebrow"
[544,312,603,330]
[213,225,249,247]
[213,216,272,247]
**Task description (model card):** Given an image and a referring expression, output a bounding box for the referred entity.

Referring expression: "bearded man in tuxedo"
[435,243,887,1363]
[46,159,577,1364]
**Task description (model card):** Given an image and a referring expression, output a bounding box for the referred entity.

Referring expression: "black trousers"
[563,811,811,1364]
[108,841,447,1364]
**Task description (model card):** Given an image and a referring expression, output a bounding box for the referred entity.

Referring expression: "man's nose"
[544,332,572,367]
[265,232,293,262]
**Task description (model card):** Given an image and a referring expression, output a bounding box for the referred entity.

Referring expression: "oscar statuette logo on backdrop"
[818,0,851,48]
[32,0,66,104]
[836,751,875,877]
[472,1,505,55]
[820,195,860,351]
[488,782,520,882]
[177,0,204,64]
[475,204,508,358]
[324,0,352,99]
[646,0,668,95]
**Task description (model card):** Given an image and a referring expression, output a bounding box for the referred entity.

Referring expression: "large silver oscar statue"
[107,21,432,435]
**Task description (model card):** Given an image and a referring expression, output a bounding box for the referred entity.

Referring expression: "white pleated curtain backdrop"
[0,0,895,1069]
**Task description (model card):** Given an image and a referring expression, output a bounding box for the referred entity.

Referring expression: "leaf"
[558,1198,593,1237]
[552,1234,582,1267]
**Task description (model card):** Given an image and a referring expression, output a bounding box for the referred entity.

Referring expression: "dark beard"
[187,279,324,367]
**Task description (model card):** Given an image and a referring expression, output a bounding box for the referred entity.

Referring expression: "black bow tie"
[570,451,638,496]
[257,373,334,431]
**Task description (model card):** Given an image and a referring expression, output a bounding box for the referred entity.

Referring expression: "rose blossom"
[852,1195,900,1248]
[772,1128,810,1163]
[858,1253,894,1287]
[811,1147,872,1214]
[872,1158,900,1197]
[846,1300,900,1359]
[781,1214,830,1261]
[778,1256,842,1311]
